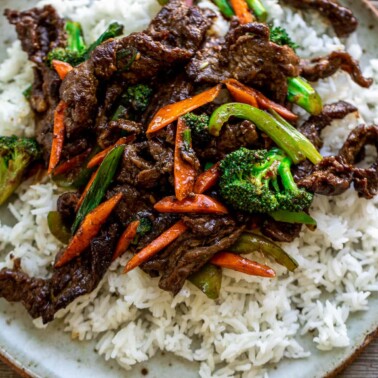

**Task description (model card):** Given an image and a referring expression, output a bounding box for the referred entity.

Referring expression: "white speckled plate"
[0,1,377,377]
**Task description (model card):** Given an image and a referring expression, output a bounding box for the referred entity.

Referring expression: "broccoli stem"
[85,22,124,59]
[212,0,235,18]
[65,21,86,54]
[229,232,298,272]
[209,103,311,164]
[246,0,268,22]
[287,77,323,116]
[269,109,323,164]
[269,210,317,226]
[278,157,297,192]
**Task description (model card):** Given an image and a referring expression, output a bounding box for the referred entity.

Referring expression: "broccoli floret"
[122,84,153,113]
[269,26,299,51]
[137,217,153,236]
[0,136,41,205]
[46,21,87,67]
[219,147,313,214]
[182,112,211,145]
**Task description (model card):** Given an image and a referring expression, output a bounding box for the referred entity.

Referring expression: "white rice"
[0,0,377,377]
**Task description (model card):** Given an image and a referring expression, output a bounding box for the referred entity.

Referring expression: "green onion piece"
[246,0,268,22]
[209,103,310,164]
[269,109,323,164]
[212,0,235,18]
[230,232,298,272]
[85,22,124,59]
[287,77,323,116]
[269,210,317,225]
[47,211,71,244]
[204,162,215,171]
[72,145,125,233]
[189,263,222,299]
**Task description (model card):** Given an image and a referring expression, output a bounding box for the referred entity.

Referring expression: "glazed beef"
[300,51,373,88]
[4,5,66,65]
[280,0,358,37]
[142,216,244,294]
[298,101,358,151]
[262,219,302,243]
[297,156,353,196]
[339,125,378,199]
[0,224,119,323]
[188,22,300,103]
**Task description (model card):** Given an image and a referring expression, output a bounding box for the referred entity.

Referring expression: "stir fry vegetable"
[287,77,323,115]
[47,211,71,244]
[188,264,223,299]
[211,252,276,277]
[224,78,298,121]
[0,136,40,205]
[55,193,123,268]
[246,0,268,22]
[174,117,197,201]
[219,147,314,214]
[154,194,229,214]
[269,210,317,225]
[211,0,235,18]
[230,232,298,272]
[147,85,221,134]
[72,145,124,233]
[124,220,188,273]
[84,22,124,59]
[270,26,299,51]
[48,100,67,174]
[194,162,221,194]
[230,0,254,24]
[52,60,73,80]
[209,102,322,164]
[113,220,140,261]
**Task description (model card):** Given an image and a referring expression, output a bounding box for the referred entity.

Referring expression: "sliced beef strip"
[300,51,373,88]
[187,22,300,103]
[262,219,302,243]
[297,156,353,196]
[195,120,260,161]
[116,140,174,190]
[298,101,358,151]
[0,223,119,323]
[280,0,358,37]
[57,192,80,227]
[339,124,378,199]
[147,0,214,54]
[158,226,244,295]
[4,5,66,65]
[32,66,62,163]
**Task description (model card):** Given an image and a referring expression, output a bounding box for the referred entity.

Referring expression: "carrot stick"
[52,60,73,80]
[87,136,134,169]
[154,194,228,214]
[112,220,140,261]
[194,162,221,194]
[230,0,254,24]
[75,168,98,211]
[224,79,298,122]
[53,148,91,176]
[211,252,276,277]
[123,220,188,273]
[174,117,197,201]
[147,85,222,134]
[55,192,123,268]
[48,101,67,174]
[224,79,259,108]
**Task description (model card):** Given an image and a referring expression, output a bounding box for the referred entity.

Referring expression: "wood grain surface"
[0,1,378,378]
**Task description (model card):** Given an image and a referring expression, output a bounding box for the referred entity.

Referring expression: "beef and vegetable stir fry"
[0,0,376,324]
